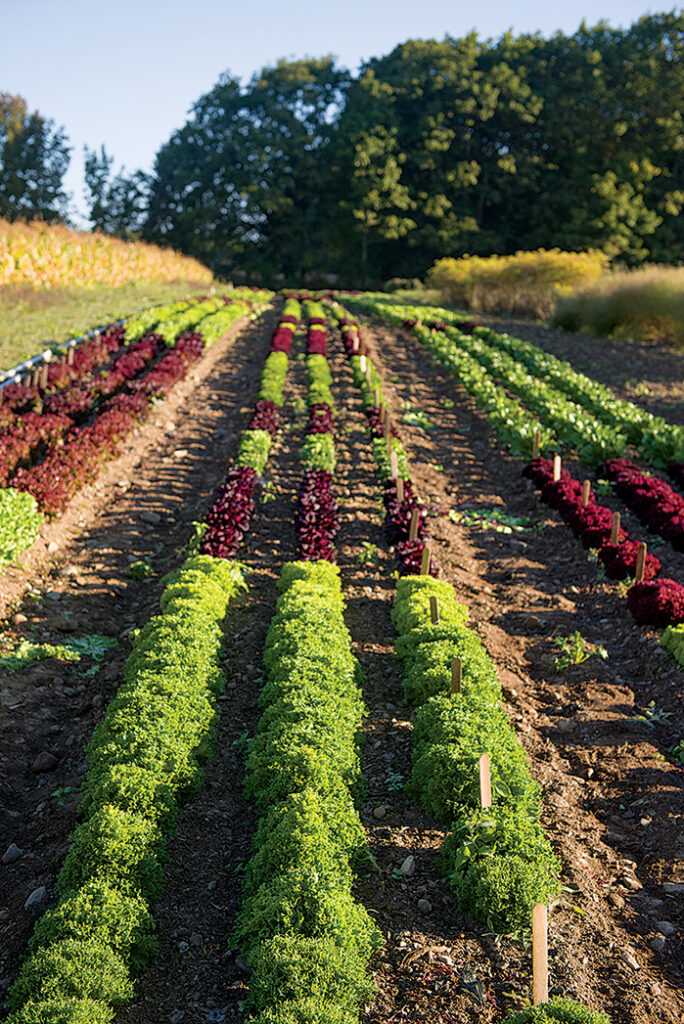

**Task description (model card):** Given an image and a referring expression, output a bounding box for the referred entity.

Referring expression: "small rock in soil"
[190,932,203,947]
[556,718,576,733]
[1,844,23,864]
[47,541,59,553]
[24,886,46,909]
[31,751,58,773]
[608,892,625,909]
[650,935,667,954]
[655,921,676,936]
[373,805,386,819]
[400,855,416,877]
[141,510,162,524]
[418,898,432,913]
[621,874,642,890]
[620,950,640,971]
[45,591,62,601]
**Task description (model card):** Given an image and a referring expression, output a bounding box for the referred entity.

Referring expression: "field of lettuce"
[0,290,683,1024]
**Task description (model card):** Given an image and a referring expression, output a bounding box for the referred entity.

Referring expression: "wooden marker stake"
[610,511,620,545]
[422,548,432,578]
[532,903,549,1005]
[532,429,541,460]
[635,542,647,583]
[396,477,404,503]
[384,418,391,448]
[479,754,492,808]
[67,346,74,366]
[429,593,439,621]
[552,454,561,483]
[451,657,462,695]
[374,388,380,407]
[390,450,398,480]
[409,508,419,542]
[581,479,591,507]
[40,364,48,389]
[359,354,366,373]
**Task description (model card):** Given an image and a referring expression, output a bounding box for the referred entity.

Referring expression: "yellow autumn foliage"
[426,249,608,319]
[0,219,213,288]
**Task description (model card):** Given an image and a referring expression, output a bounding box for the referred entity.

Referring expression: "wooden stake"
[532,429,540,460]
[32,369,40,387]
[396,477,404,503]
[374,388,380,407]
[479,754,492,808]
[581,479,591,507]
[359,354,366,373]
[451,657,462,695]
[610,511,620,545]
[532,903,549,1005]
[409,508,419,542]
[67,346,74,366]
[390,450,398,480]
[384,418,391,446]
[552,454,561,482]
[635,542,647,583]
[422,547,432,578]
[429,593,439,621]
[40,364,48,389]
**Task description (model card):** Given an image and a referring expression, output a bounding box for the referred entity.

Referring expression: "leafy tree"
[145,58,350,280]
[0,93,70,222]
[84,145,150,237]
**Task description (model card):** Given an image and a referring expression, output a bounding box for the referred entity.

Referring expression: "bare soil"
[0,307,682,1024]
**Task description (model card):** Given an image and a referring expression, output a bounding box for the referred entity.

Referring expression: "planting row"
[339,298,684,631]
[3,302,290,1022]
[200,297,299,559]
[344,294,684,468]
[0,291,272,568]
[326,306,605,1022]
[235,560,380,1024]
[525,458,684,628]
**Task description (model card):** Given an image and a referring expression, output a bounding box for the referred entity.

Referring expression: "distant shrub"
[551,264,684,347]
[427,250,607,319]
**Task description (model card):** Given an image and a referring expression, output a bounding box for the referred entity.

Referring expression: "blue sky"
[4,0,661,224]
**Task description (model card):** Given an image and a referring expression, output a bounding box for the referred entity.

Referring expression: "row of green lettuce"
[231,301,376,1023]
[3,297,282,1023]
[4,556,247,1023]
[0,291,270,569]
[234,560,381,1024]
[327,304,610,1024]
[343,294,684,468]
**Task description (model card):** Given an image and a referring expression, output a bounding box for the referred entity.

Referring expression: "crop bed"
[0,294,683,1024]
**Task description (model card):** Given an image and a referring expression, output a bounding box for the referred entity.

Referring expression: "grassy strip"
[234,560,380,1024]
[551,265,684,349]
[0,281,220,372]
[4,555,247,1024]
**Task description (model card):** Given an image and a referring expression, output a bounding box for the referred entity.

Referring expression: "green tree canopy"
[0,93,70,222]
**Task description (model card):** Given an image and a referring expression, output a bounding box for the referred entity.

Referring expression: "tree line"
[2,12,683,285]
